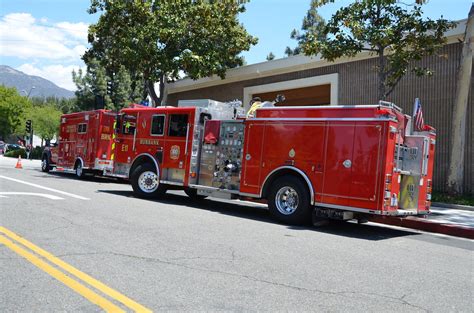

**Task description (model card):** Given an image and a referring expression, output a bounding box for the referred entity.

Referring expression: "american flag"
[413,98,425,131]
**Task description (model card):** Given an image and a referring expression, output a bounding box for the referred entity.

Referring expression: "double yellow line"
[0,227,151,312]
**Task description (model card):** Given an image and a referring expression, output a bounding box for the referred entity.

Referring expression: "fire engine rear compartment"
[230,118,392,215]
[53,110,115,175]
[191,104,433,219]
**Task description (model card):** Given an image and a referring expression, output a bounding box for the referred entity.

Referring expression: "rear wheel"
[184,188,207,200]
[130,163,167,198]
[41,156,50,173]
[268,175,312,225]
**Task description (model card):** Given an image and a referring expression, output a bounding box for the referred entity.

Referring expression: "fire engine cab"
[42,109,116,177]
[109,99,436,225]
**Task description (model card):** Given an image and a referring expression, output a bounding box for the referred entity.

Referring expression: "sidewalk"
[370,206,474,239]
[430,206,474,228]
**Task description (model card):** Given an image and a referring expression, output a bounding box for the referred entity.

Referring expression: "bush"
[30,146,43,160]
[4,149,26,158]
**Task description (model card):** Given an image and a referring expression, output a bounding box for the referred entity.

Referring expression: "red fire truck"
[108,100,436,225]
[42,109,116,177]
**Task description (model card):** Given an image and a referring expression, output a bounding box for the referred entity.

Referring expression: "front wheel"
[75,161,85,178]
[130,163,167,198]
[268,175,312,225]
[41,156,50,173]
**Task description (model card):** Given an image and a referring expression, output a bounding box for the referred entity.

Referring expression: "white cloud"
[17,63,85,91]
[0,13,89,61]
[56,22,89,40]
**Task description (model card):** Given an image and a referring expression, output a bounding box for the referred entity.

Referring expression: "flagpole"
[412,98,419,134]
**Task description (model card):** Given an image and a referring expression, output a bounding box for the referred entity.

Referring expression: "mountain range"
[0,65,75,99]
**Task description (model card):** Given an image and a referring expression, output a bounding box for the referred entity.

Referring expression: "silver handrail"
[379,100,403,112]
[184,122,190,155]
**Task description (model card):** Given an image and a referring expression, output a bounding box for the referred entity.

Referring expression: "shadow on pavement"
[33,171,129,184]
[98,189,419,241]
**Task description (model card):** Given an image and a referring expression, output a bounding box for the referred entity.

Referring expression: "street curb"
[432,202,474,212]
[369,216,474,239]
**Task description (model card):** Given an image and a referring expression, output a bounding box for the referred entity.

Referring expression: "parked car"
[4,143,23,154]
[0,141,4,154]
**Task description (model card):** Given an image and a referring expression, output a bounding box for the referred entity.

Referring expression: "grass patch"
[432,192,474,206]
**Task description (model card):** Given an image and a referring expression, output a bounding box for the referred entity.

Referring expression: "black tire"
[41,155,50,173]
[184,188,207,200]
[75,161,85,178]
[130,163,167,198]
[268,175,312,225]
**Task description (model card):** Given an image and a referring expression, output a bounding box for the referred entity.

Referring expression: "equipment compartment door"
[349,123,383,205]
[241,123,265,195]
[321,123,355,206]
[162,113,190,184]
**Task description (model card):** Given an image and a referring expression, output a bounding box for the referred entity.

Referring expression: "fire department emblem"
[170,145,180,160]
[289,148,296,158]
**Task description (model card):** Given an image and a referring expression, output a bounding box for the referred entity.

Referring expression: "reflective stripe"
[111,121,117,160]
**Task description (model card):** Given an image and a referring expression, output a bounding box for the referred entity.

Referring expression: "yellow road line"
[0,235,124,312]
[0,227,152,313]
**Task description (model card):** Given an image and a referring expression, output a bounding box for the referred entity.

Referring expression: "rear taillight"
[425,179,432,209]
[384,174,397,208]
[385,174,392,194]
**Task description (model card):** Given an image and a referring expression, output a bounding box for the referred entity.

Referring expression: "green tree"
[72,59,113,111]
[303,0,456,100]
[0,85,31,140]
[85,0,258,106]
[266,52,276,61]
[28,104,62,143]
[73,60,144,111]
[30,96,79,114]
[286,0,326,57]
[72,68,96,111]
[110,66,133,111]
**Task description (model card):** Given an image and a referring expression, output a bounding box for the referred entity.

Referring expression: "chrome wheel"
[275,186,299,215]
[138,171,159,193]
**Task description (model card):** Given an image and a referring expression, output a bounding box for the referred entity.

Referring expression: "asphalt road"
[1,160,473,312]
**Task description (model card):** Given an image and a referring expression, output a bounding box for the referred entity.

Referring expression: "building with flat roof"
[167,20,472,194]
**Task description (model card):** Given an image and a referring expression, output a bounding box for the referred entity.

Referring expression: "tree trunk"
[146,80,160,107]
[146,75,166,107]
[446,5,473,196]
[161,79,169,106]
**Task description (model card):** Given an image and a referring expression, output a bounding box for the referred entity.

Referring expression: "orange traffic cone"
[15,155,23,169]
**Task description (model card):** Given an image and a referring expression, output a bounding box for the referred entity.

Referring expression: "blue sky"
[1,0,471,91]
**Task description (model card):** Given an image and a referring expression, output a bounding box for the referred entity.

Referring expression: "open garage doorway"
[252,84,330,106]
[242,74,338,110]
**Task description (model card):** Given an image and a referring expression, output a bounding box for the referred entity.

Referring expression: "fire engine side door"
[114,113,138,165]
[161,113,191,184]
[86,113,97,167]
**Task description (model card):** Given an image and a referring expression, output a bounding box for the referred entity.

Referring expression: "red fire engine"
[42,109,116,177]
[107,100,435,225]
